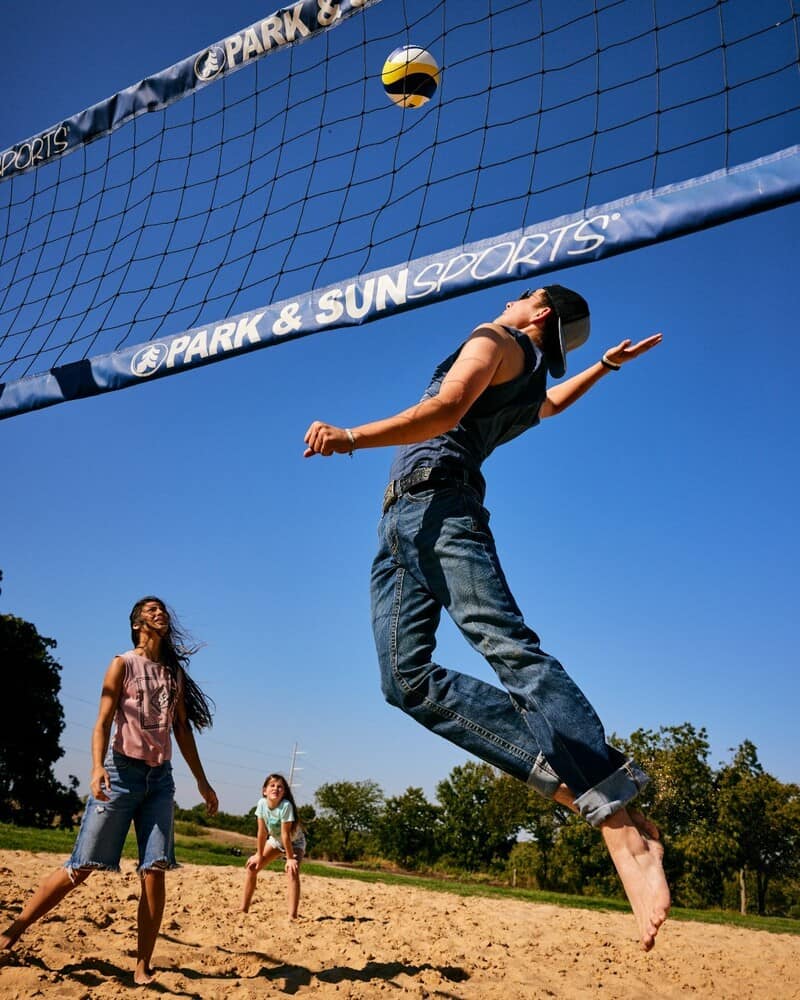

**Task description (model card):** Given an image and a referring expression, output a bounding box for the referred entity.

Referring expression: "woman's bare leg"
[1,867,91,949]
[134,869,165,985]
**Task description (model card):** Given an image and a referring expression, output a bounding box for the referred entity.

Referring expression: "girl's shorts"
[267,831,306,861]
[66,751,177,877]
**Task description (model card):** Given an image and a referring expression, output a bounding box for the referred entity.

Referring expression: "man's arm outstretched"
[539,334,662,418]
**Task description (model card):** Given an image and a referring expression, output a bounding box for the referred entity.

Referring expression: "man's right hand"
[303,421,352,457]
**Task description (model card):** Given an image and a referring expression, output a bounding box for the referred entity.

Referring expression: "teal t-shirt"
[254,797,295,839]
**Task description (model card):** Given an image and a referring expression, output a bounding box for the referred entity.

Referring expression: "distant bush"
[175,820,208,838]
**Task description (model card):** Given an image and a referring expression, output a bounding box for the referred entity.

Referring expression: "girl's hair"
[263,773,303,838]
[129,596,214,731]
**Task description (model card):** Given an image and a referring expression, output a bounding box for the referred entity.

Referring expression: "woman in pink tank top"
[1,597,218,986]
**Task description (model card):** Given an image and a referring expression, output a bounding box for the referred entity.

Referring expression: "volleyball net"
[1,0,799,419]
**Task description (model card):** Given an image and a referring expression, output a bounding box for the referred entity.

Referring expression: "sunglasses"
[518,288,552,305]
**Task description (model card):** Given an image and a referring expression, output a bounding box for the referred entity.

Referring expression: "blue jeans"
[66,751,177,876]
[370,481,648,827]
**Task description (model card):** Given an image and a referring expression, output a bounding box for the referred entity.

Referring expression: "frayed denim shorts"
[66,750,177,878]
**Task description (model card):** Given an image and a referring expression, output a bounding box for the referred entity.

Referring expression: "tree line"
[3,601,799,918]
[176,726,800,919]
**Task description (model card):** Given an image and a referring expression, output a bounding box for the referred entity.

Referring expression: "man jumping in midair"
[304,286,669,949]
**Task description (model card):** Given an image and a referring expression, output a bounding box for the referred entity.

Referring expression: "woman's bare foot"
[0,922,24,951]
[601,807,670,951]
[133,962,156,985]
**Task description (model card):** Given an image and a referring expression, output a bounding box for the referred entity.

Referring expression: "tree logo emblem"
[195,45,226,83]
[131,343,168,377]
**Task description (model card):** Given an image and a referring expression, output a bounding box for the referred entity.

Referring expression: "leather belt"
[382,466,484,515]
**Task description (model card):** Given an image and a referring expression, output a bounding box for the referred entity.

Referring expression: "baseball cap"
[520,285,590,378]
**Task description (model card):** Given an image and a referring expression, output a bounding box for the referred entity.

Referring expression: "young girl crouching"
[241,773,306,919]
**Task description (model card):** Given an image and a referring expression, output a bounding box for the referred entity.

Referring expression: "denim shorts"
[66,751,177,877]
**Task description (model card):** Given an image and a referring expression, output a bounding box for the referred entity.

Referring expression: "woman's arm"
[172,681,218,816]
[90,656,125,801]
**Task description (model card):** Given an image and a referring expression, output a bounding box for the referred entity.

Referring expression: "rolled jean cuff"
[526,752,562,799]
[573,759,650,828]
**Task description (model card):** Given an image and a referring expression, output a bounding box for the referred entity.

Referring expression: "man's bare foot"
[629,809,660,841]
[601,807,670,951]
[134,962,156,985]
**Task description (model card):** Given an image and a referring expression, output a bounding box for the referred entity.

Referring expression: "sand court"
[1,850,798,998]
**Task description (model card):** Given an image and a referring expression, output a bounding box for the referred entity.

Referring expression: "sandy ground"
[1,850,799,999]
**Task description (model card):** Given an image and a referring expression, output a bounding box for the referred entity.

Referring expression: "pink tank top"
[111,651,182,766]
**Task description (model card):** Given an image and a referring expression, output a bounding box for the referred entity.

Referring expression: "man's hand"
[304,421,352,457]
[603,333,663,367]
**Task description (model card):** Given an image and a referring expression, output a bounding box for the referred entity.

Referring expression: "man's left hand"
[603,334,662,366]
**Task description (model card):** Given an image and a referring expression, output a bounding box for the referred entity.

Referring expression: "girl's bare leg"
[134,869,165,985]
[1,867,91,949]
[241,866,259,912]
[287,865,301,919]
[241,848,280,914]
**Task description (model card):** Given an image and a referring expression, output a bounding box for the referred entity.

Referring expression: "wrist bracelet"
[601,354,621,371]
[345,428,356,456]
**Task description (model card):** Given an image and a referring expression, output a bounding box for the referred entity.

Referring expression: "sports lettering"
[129,211,623,384]
[408,214,620,299]
[0,125,69,179]
[315,272,408,325]
[1,1,371,182]
[223,3,312,67]
[160,315,265,371]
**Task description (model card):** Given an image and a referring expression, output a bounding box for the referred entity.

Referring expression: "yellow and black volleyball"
[382,45,440,108]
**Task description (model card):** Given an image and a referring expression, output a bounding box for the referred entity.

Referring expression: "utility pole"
[288,742,305,789]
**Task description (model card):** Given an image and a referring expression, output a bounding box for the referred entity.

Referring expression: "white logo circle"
[195,45,226,82]
[131,343,168,378]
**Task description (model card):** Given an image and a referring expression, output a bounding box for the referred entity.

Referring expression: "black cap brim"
[542,285,591,378]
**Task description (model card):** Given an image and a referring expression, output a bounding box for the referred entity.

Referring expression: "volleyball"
[381,46,440,108]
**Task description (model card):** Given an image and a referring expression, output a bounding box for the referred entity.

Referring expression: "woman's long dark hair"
[129,596,214,731]
[263,773,303,838]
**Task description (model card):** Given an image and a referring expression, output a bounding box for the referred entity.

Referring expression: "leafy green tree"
[514,786,571,890]
[375,787,441,868]
[315,780,384,860]
[617,723,716,835]
[436,762,522,871]
[716,741,800,915]
[305,812,344,859]
[549,815,617,897]
[0,611,82,827]
[297,802,317,854]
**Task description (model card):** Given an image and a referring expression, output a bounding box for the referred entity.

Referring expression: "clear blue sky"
[2,1,798,815]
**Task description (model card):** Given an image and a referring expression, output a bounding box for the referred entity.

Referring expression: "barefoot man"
[304,285,670,949]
